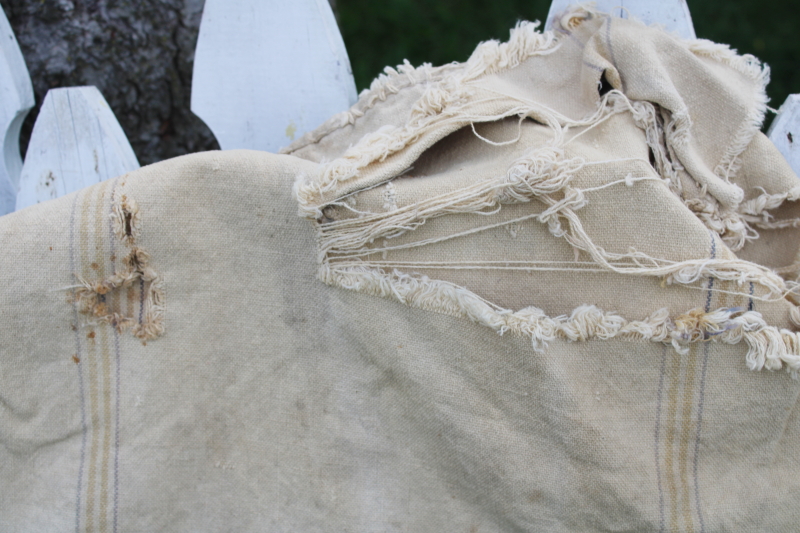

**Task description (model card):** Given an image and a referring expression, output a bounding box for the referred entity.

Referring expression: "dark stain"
[296,398,309,429]
[90,262,100,270]
[527,490,544,503]
[87,331,96,339]
[72,355,80,364]
[124,211,133,237]
[788,132,794,144]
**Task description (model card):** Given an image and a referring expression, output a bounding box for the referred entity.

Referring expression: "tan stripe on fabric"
[718,280,747,310]
[94,181,112,533]
[82,185,103,533]
[94,180,110,282]
[665,347,682,531]
[85,332,100,533]
[99,324,113,533]
[84,180,116,533]
[717,281,729,311]
[679,344,699,533]
[732,280,746,309]
[110,251,121,332]
[126,284,135,325]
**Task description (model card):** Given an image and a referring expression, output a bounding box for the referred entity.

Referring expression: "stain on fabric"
[74,192,165,340]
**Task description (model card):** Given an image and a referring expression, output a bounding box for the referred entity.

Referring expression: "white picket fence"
[1,0,798,216]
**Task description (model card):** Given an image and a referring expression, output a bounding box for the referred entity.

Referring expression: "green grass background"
[336,1,799,127]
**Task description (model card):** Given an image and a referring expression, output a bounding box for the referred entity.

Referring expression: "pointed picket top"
[0,7,35,215]
[545,0,696,40]
[767,95,800,176]
[15,86,139,211]
[191,0,357,152]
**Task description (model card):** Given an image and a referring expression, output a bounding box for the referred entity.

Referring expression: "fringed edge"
[323,264,800,377]
[284,21,560,157]
[315,141,793,300]
[459,19,561,82]
[682,186,800,252]
[684,197,753,251]
[315,145,586,256]
[625,37,770,247]
[293,21,562,214]
[299,9,798,356]
[683,39,771,184]
[740,186,800,222]
[280,60,457,155]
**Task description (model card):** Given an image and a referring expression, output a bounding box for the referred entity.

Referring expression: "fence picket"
[0,7,35,215]
[767,95,800,175]
[545,0,696,40]
[191,0,357,153]
[15,87,139,211]
[4,1,798,218]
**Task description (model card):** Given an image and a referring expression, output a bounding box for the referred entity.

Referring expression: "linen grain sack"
[2,7,800,532]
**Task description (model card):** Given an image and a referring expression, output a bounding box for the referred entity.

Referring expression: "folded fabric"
[2,7,799,532]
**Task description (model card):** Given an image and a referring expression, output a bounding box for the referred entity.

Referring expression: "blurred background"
[2,0,798,165]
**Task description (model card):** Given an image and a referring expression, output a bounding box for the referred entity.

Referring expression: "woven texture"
[2,8,800,532]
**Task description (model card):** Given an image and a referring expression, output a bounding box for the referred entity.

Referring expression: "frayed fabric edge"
[322,263,800,377]
[280,60,459,156]
[297,8,800,376]
[74,191,165,341]
[282,20,561,158]
[293,20,562,212]
[685,186,800,252]
[74,247,165,341]
[314,141,793,301]
[294,11,774,241]
[683,38,771,185]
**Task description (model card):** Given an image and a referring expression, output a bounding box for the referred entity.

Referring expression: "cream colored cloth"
[2,8,800,532]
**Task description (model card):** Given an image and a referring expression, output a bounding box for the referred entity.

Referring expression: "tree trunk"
[1,0,219,166]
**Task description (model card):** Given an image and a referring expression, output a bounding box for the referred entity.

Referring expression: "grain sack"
[2,7,799,532]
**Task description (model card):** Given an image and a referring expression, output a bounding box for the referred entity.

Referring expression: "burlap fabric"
[2,7,800,532]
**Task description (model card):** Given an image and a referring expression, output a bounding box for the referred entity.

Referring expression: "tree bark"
[1,0,219,166]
